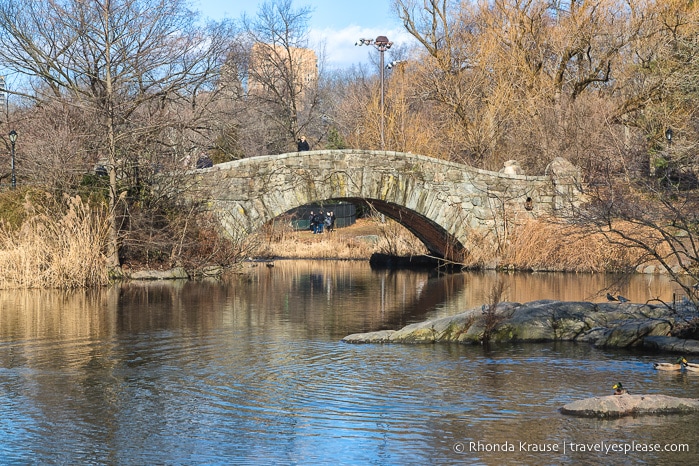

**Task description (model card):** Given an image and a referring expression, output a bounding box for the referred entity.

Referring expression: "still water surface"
[1,261,698,465]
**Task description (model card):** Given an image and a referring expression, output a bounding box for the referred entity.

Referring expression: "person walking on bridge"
[297,136,310,151]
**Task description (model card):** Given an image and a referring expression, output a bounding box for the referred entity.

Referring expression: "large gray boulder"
[342,300,696,351]
[128,267,189,280]
[644,336,699,353]
[560,394,699,418]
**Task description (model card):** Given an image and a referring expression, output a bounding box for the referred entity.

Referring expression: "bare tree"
[0,0,234,269]
[387,1,699,174]
[239,0,326,154]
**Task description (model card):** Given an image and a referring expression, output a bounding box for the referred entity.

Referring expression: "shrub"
[0,193,110,288]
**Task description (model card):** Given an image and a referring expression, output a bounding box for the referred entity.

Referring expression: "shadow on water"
[0,260,697,465]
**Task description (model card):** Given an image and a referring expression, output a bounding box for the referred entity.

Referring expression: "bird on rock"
[612,382,629,395]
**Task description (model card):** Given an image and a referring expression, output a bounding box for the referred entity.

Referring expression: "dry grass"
[502,219,652,272]
[252,219,377,259]
[253,215,666,274]
[0,193,110,289]
[251,217,426,260]
[372,215,430,257]
[0,189,680,290]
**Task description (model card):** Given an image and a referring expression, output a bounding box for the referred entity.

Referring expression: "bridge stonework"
[187,150,582,262]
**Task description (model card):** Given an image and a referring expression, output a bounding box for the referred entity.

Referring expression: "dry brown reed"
[502,219,650,272]
[253,228,376,260]
[480,278,509,343]
[252,217,425,260]
[253,215,659,273]
[0,193,110,289]
[373,215,430,257]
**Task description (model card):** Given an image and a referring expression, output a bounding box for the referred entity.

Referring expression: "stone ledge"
[560,394,699,418]
[127,267,189,280]
[643,336,699,354]
[342,300,699,351]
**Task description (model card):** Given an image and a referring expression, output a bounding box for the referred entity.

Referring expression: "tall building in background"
[247,43,318,100]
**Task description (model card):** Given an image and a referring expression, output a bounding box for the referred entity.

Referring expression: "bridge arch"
[187,150,581,262]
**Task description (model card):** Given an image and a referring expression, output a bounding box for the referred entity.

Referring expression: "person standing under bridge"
[313,211,324,233]
[325,211,335,233]
[308,211,316,232]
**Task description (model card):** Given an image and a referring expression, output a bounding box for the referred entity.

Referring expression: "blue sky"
[194,0,414,69]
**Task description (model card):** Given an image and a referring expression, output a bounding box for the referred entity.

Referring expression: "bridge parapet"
[187,150,582,262]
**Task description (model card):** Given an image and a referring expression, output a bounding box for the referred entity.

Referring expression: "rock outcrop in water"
[560,394,699,418]
[342,300,699,352]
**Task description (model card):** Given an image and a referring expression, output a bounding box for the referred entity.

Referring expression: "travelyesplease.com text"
[453,440,690,455]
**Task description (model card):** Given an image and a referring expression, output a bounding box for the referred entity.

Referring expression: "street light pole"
[386,61,408,150]
[9,129,17,190]
[356,36,393,150]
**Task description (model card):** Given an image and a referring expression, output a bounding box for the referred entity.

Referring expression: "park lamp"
[373,36,393,51]
[355,36,394,150]
[386,60,407,69]
[355,37,394,49]
[9,129,17,190]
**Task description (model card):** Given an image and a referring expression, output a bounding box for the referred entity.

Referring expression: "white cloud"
[310,25,415,70]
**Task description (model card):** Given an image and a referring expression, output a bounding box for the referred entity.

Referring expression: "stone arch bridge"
[186,150,582,263]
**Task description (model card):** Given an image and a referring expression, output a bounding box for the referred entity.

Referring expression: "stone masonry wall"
[186,150,582,261]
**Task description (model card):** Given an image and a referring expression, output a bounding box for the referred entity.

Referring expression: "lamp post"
[356,36,393,150]
[9,129,17,189]
[386,60,408,151]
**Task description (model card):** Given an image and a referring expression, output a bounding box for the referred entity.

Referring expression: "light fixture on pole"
[8,129,17,190]
[386,60,407,69]
[356,35,393,150]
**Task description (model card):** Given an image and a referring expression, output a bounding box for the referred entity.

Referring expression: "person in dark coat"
[297,136,310,151]
[196,154,213,169]
[326,211,336,232]
[313,211,324,233]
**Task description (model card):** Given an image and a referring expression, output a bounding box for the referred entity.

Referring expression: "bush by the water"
[0,191,110,288]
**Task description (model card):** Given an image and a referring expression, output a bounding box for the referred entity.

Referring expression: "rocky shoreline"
[342,299,699,353]
[560,394,699,418]
[114,265,226,281]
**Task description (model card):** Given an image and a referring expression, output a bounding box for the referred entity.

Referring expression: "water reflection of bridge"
[0,264,678,361]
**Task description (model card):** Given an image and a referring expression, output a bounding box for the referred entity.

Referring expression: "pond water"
[0,261,697,465]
